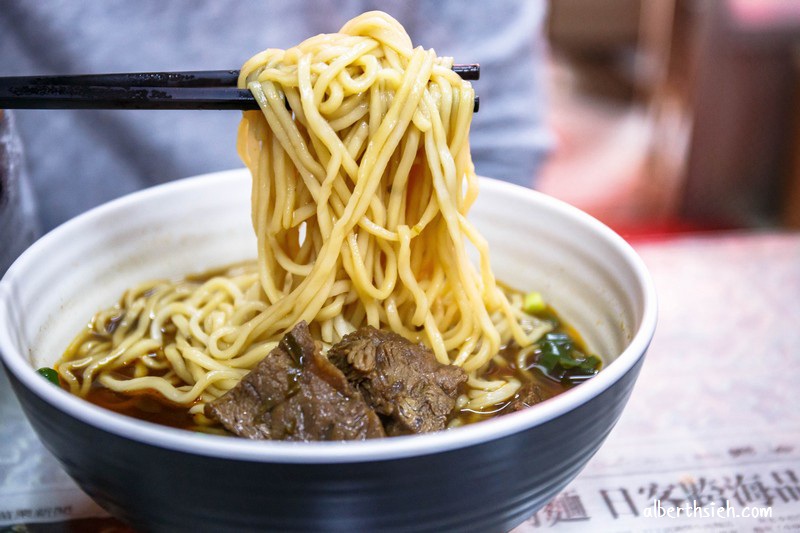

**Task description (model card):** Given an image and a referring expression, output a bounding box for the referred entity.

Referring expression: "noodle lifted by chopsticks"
[59,12,549,417]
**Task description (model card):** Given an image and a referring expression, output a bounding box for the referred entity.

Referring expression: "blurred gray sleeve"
[405,0,554,187]
[0,0,551,235]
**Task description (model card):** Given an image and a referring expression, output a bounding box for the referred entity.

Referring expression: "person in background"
[0,0,552,272]
[0,110,39,273]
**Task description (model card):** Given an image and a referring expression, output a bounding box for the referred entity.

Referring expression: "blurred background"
[3,0,800,249]
[537,0,800,239]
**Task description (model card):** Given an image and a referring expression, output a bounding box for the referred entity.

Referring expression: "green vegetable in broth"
[36,367,60,386]
[534,333,601,384]
[522,291,546,314]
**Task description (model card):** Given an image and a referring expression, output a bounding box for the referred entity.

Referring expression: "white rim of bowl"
[0,169,657,464]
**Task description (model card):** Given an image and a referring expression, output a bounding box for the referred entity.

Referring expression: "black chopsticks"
[0,65,480,111]
[0,85,262,111]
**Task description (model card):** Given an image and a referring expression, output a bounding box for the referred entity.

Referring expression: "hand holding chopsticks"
[0,65,480,111]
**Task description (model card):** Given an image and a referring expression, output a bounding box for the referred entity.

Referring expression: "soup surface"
[55,264,601,435]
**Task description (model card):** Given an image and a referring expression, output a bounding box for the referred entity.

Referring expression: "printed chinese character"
[680,477,719,507]
[529,491,591,527]
[771,469,799,504]
[718,474,774,507]
[638,482,685,508]
[728,446,756,459]
[14,508,33,520]
[600,488,639,519]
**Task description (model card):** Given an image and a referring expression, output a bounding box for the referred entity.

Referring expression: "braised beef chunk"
[327,327,467,435]
[204,321,385,441]
[507,381,559,413]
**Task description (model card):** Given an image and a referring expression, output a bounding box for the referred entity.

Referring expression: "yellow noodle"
[57,11,553,421]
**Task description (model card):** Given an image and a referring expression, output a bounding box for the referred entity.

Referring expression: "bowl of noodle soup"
[0,169,655,532]
[0,12,656,532]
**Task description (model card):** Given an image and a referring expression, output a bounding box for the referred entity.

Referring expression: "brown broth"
[59,294,599,435]
[83,387,198,430]
[450,307,593,426]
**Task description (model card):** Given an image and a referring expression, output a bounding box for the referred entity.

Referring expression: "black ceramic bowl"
[0,170,656,532]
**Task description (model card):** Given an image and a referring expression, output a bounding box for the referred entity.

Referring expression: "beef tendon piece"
[204,321,385,441]
[327,327,467,435]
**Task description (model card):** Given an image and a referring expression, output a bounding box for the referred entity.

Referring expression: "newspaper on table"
[515,233,800,532]
[2,233,799,532]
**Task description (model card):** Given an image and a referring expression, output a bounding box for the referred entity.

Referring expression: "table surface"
[2,229,799,532]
